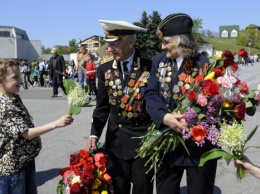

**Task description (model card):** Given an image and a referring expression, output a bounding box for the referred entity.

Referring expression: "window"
[0,31,11,37]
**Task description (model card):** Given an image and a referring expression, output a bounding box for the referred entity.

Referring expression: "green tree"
[134,11,162,56]
[192,18,205,44]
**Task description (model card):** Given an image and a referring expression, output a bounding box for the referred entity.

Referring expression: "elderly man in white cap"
[87,20,153,194]
[48,48,66,97]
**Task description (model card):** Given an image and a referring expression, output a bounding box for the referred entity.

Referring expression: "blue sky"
[1,0,259,48]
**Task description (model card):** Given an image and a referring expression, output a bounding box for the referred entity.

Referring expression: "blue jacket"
[145,51,215,166]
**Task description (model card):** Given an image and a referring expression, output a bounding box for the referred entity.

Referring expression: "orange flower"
[190,125,206,142]
[101,173,112,184]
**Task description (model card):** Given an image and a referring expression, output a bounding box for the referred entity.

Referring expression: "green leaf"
[69,104,82,115]
[199,148,233,166]
[83,85,90,95]
[63,79,76,95]
[245,125,258,144]
[56,180,65,194]
[177,136,190,156]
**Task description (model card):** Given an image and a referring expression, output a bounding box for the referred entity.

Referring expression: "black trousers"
[156,160,217,194]
[86,78,98,95]
[52,74,66,95]
[107,154,154,194]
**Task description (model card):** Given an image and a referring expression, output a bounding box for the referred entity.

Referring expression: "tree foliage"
[236,27,260,49]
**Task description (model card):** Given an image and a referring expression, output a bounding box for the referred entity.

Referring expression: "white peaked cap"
[99,19,147,42]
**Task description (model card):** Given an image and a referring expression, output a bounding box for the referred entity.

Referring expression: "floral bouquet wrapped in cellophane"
[136,50,260,180]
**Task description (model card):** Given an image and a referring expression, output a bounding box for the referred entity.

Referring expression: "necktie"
[122,61,129,81]
[171,59,178,82]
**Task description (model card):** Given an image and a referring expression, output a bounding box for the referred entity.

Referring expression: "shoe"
[50,95,57,98]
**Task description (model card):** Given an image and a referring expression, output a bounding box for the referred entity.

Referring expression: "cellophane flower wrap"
[63,79,92,115]
[136,50,260,180]
[57,148,113,194]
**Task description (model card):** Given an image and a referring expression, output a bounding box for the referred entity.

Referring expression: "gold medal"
[120,103,125,109]
[109,81,114,86]
[142,78,147,83]
[139,82,145,86]
[133,112,138,118]
[173,94,178,100]
[118,90,123,96]
[127,112,133,118]
[178,81,183,87]
[122,111,127,117]
[185,84,190,89]
[165,77,171,82]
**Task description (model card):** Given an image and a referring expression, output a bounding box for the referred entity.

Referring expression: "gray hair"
[173,34,198,59]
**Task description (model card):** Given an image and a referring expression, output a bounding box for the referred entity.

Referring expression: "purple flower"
[182,128,192,140]
[183,107,198,126]
[206,125,220,146]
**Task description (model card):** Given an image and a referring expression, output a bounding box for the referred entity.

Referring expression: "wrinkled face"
[0,66,22,97]
[161,36,179,59]
[108,36,135,61]
[79,47,87,54]
[51,51,57,57]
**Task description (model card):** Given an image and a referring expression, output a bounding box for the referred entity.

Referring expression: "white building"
[0,26,42,61]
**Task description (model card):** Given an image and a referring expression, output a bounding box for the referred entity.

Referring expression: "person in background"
[93,52,101,70]
[144,13,217,194]
[20,60,31,89]
[68,59,76,81]
[0,59,73,194]
[85,53,98,98]
[234,155,260,179]
[76,46,88,88]
[48,48,67,97]
[87,20,154,194]
[33,65,39,87]
[38,58,46,87]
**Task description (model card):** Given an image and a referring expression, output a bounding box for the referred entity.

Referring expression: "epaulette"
[100,55,114,65]
[140,51,152,60]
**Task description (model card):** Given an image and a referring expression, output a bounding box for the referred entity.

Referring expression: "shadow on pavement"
[36,168,61,187]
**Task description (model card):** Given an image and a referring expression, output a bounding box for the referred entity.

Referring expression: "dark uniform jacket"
[145,51,216,166]
[48,54,66,79]
[91,49,152,160]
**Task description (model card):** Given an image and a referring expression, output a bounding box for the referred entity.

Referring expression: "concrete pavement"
[19,63,260,194]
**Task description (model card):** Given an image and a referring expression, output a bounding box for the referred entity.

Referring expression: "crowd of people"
[1,12,260,194]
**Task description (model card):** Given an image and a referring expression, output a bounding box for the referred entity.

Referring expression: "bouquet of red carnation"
[57,148,113,194]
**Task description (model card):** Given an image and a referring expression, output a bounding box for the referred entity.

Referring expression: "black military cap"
[156,13,193,38]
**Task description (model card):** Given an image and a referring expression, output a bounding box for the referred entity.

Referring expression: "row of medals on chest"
[157,62,193,100]
[105,69,149,118]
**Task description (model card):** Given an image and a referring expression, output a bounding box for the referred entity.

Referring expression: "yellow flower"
[92,178,102,189]
[204,72,215,80]
[101,190,108,194]
[215,51,223,59]
[71,175,81,184]
[222,101,231,108]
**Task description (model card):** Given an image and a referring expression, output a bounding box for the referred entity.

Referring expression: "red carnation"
[188,90,197,102]
[239,82,249,95]
[238,48,248,57]
[202,80,219,97]
[214,66,225,77]
[80,171,95,185]
[222,50,234,60]
[235,102,246,119]
[70,183,81,194]
[70,154,80,165]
